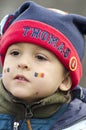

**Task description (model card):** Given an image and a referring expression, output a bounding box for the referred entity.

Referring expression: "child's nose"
[17,64,30,71]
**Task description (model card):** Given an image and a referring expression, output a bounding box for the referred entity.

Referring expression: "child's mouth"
[14,75,29,82]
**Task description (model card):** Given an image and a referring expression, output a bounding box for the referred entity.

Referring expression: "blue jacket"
[0,85,86,130]
[0,98,86,130]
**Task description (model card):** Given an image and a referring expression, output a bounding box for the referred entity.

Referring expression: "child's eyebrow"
[7,44,21,52]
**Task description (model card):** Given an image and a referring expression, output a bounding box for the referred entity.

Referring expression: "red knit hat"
[0,1,86,89]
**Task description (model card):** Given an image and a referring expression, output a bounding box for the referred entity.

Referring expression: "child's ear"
[59,73,72,91]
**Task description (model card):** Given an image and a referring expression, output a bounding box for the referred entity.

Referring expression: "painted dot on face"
[7,68,10,72]
[4,68,10,73]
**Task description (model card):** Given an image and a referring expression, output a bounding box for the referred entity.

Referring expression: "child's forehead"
[8,42,42,49]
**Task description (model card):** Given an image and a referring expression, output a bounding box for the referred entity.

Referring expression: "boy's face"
[2,43,66,102]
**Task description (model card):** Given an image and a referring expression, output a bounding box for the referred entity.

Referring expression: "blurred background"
[0,0,86,87]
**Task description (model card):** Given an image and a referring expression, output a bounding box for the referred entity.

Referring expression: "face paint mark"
[7,68,10,72]
[34,72,44,78]
[4,68,10,73]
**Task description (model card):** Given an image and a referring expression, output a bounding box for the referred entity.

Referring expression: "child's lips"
[14,75,29,82]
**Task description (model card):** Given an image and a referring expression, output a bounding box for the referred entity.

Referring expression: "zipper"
[13,122,19,130]
[25,105,33,130]
[12,99,33,130]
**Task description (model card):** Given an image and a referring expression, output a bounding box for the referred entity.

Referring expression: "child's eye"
[10,50,20,56]
[36,54,47,61]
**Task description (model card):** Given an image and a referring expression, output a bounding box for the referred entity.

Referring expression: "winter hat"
[0,1,86,89]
